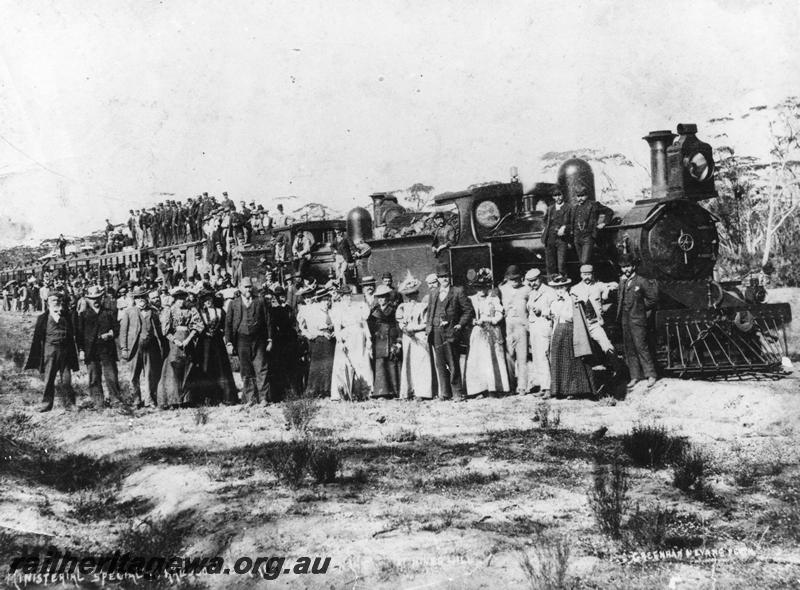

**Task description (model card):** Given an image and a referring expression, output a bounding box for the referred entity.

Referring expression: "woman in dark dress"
[189,288,238,405]
[158,287,204,408]
[547,275,596,399]
[368,285,402,398]
[268,285,300,401]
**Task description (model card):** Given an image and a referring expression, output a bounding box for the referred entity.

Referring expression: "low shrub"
[193,405,209,426]
[283,396,319,432]
[385,428,417,443]
[309,447,340,484]
[266,439,315,487]
[535,402,561,429]
[588,458,630,539]
[625,502,676,550]
[622,423,684,469]
[673,445,710,498]
[518,534,576,590]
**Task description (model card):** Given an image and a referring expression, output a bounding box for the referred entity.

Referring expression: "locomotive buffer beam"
[655,303,792,378]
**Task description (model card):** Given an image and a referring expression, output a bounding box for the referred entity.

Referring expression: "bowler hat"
[504,265,522,280]
[618,253,638,267]
[435,262,450,277]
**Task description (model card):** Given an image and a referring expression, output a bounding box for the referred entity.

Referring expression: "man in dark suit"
[75,285,123,408]
[617,254,659,388]
[120,286,165,408]
[25,292,79,412]
[541,187,572,277]
[225,277,273,404]
[425,262,474,400]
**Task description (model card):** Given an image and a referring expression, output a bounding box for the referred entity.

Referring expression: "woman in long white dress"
[330,286,373,401]
[395,275,433,399]
[465,268,510,396]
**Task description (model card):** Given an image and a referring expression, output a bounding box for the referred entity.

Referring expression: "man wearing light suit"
[425,263,474,401]
[120,286,165,408]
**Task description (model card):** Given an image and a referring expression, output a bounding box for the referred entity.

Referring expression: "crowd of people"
[17,242,658,411]
[53,191,294,256]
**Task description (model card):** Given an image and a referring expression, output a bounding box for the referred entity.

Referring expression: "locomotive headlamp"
[666,123,718,201]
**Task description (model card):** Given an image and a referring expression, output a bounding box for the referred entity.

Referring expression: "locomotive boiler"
[347,123,793,378]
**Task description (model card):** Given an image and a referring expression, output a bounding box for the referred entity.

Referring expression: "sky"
[0,0,798,246]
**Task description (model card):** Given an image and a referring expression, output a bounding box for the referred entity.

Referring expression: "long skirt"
[399,332,433,399]
[305,336,335,397]
[187,333,238,406]
[331,327,373,401]
[550,321,595,399]
[157,327,193,407]
[465,325,510,396]
[373,356,400,398]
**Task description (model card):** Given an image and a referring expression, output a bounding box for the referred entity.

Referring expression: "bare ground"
[1,310,799,590]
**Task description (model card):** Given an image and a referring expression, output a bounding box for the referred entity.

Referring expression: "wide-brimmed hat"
[375,285,393,297]
[398,274,421,295]
[85,285,104,299]
[197,288,216,301]
[170,286,188,298]
[469,267,494,288]
[131,286,149,298]
[337,284,353,295]
[548,274,572,287]
[504,265,522,280]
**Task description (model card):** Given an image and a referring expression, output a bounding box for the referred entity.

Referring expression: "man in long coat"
[425,263,474,400]
[25,292,79,411]
[75,285,123,408]
[120,286,165,408]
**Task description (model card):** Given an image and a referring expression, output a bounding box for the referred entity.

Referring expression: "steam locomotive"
[244,123,792,378]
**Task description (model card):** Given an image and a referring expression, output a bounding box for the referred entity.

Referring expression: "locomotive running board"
[655,303,792,378]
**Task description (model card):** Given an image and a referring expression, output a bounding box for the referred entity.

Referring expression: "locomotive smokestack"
[643,130,677,199]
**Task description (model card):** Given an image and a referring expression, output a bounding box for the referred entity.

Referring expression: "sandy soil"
[0,310,799,589]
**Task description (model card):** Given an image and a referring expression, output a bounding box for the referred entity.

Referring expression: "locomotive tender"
[255,123,791,378]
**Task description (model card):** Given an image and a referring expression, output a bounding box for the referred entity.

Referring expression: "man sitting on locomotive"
[541,187,572,277]
[431,213,456,259]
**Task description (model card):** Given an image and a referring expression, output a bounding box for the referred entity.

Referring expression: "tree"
[708,97,800,284]
[404,183,435,212]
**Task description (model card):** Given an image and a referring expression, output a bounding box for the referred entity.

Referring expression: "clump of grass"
[673,444,711,499]
[265,438,315,487]
[209,456,256,482]
[12,350,26,370]
[308,447,340,484]
[283,396,319,431]
[518,534,576,590]
[621,422,684,469]
[588,458,630,539]
[535,402,561,429]
[193,404,209,426]
[116,513,194,585]
[385,427,417,443]
[625,502,677,550]
[412,469,500,492]
[70,489,154,521]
